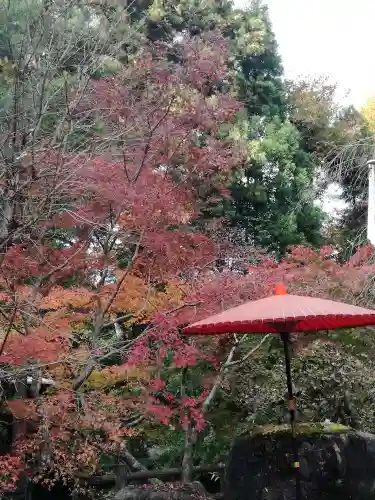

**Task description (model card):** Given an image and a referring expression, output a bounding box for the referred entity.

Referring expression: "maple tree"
[115,243,375,480]
[0,32,247,493]
[1,232,375,493]
[0,4,373,496]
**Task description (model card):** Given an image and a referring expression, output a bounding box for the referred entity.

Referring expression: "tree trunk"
[115,459,132,491]
[182,420,194,483]
[75,464,225,485]
[0,196,13,244]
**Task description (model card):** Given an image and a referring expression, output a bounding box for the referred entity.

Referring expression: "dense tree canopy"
[0,0,373,497]
[110,0,326,252]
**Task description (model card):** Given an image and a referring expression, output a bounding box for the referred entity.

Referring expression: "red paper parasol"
[182,284,375,500]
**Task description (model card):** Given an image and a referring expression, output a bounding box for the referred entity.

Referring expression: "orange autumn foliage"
[0,34,242,493]
[40,275,189,325]
[40,287,95,311]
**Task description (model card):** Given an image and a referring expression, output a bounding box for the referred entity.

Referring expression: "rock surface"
[224,424,375,499]
[112,481,212,500]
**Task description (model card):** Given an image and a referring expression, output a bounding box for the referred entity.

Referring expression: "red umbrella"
[182,284,375,500]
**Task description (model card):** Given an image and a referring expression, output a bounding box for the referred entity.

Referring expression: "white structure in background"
[367,160,375,246]
[26,376,55,387]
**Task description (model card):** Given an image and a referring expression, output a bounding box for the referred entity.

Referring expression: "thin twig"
[0,305,18,357]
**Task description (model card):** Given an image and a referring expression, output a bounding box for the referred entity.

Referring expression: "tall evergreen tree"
[220,2,324,252]
[108,0,329,253]
[228,117,322,251]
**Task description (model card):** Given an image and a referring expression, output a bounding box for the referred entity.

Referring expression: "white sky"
[234,0,375,109]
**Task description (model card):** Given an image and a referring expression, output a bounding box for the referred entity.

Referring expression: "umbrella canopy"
[182,284,375,500]
[182,288,375,336]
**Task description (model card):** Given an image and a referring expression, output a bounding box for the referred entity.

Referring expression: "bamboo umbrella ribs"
[182,284,375,500]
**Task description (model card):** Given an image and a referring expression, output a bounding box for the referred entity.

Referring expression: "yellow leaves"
[361,96,375,132]
[70,346,91,364]
[49,363,74,389]
[288,77,337,131]
[84,365,150,390]
[39,274,187,334]
[47,349,91,389]
[84,369,119,390]
[119,427,139,438]
[42,309,87,331]
[154,279,189,311]
[103,274,152,320]
[0,57,16,85]
[148,0,166,21]
[111,273,147,297]
[103,274,187,321]
[40,286,95,310]
[246,139,266,164]
[170,85,200,114]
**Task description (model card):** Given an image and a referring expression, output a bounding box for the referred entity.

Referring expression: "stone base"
[224,424,375,499]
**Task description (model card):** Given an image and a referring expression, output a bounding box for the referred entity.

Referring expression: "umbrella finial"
[275,283,287,295]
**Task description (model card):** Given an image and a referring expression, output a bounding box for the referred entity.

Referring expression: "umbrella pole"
[280,332,301,500]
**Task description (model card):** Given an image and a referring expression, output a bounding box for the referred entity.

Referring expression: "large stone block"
[224,424,375,499]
